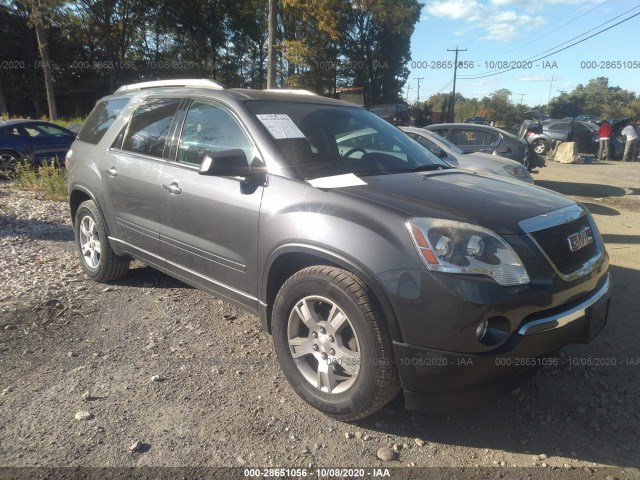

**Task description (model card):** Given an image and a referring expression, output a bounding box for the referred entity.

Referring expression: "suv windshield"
[247,101,448,179]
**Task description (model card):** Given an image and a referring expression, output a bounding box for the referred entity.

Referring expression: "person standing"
[597,120,613,160]
[622,121,638,162]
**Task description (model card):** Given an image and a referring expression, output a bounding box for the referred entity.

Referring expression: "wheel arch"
[69,187,99,228]
[0,148,24,157]
[260,244,403,344]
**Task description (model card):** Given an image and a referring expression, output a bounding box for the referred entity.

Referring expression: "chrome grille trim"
[519,204,605,281]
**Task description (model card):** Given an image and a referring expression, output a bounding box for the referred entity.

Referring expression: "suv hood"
[335,170,573,235]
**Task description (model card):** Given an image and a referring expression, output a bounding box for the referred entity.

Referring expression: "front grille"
[530,215,599,276]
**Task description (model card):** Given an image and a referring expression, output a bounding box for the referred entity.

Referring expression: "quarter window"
[177,100,253,166]
[78,98,128,145]
[122,97,181,158]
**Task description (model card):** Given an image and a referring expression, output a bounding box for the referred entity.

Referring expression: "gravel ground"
[1,162,639,479]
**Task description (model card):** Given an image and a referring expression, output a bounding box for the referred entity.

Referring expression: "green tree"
[342,0,422,104]
[412,100,432,127]
[549,77,637,119]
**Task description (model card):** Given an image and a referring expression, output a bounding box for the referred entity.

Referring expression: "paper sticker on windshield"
[307,173,367,189]
[256,114,306,139]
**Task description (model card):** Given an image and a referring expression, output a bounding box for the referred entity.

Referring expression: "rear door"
[157,98,264,309]
[101,97,182,261]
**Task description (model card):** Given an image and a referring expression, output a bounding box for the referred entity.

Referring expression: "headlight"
[503,164,530,179]
[407,218,530,286]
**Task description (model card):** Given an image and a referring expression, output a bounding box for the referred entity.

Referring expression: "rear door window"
[548,122,570,132]
[121,98,181,158]
[452,128,484,146]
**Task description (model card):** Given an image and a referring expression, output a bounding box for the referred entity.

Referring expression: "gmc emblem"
[567,227,593,252]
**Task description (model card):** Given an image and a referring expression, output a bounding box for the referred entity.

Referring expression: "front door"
[157,99,264,309]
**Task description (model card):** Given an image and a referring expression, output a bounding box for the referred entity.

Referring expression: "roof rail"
[114,79,224,93]
[266,89,317,96]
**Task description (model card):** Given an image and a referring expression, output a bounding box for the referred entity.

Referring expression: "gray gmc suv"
[67,79,611,421]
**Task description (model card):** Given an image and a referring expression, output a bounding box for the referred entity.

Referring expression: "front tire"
[272,266,400,421]
[75,200,130,282]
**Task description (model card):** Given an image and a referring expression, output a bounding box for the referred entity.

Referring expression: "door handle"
[106,167,117,177]
[162,182,182,195]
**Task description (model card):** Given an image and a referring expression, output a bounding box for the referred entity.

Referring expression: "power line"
[482,0,610,62]
[424,79,453,101]
[531,4,640,59]
[459,9,640,80]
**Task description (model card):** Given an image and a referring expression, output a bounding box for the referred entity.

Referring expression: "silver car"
[401,126,534,184]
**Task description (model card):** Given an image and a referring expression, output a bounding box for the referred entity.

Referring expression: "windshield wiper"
[409,164,453,172]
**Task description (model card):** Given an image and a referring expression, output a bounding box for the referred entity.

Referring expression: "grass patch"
[14,161,68,202]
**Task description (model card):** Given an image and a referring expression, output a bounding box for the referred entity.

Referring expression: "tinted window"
[452,128,484,145]
[177,100,253,166]
[0,127,21,137]
[573,123,591,134]
[548,122,569,132]
[483,131,499,146]
[78,98,128,145]
[35,124,73,137]
[122,98,181,158]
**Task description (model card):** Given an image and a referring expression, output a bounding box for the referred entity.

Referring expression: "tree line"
[411,77,640,128]
[0,0,422,119]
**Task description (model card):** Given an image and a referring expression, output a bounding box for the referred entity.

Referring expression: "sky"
[405,0,640,107]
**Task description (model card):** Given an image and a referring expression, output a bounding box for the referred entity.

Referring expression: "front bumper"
[393,274,611,411]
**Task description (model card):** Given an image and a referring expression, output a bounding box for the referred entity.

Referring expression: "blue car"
[0,120,76,178]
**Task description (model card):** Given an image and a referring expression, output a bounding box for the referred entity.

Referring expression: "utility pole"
[267,0,277,89]
[447,45,466,122]
[413,76,423,103]
[514,92,526,105]
[546,73,554,113]
[406,84,412,103]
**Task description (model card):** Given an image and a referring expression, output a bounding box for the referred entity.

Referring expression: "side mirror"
[199,149,251,177]
[429,146,447,159]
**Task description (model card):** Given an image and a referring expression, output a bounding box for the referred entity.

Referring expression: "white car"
[401,126,534,184]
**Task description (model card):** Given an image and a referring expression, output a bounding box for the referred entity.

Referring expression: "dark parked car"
[369,103,410,126]
[563,115,599,124]
[0,119,75,177]
[400,126,534,183]
[602,117,632,159]
[524,119,598,155]
[67,79,610,420]
[424,123,543,169]
[463,116,489,125]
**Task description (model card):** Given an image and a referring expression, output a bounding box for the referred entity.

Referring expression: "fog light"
[475,320,488,341]
[476,316,511,346]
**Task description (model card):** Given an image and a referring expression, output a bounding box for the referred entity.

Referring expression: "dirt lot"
[1,160,639,478]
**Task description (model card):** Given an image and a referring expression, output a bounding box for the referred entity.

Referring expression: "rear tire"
[532,140,549,155]
[0,150,20,179]
[75,200,130,282]
[272,266,400,421]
